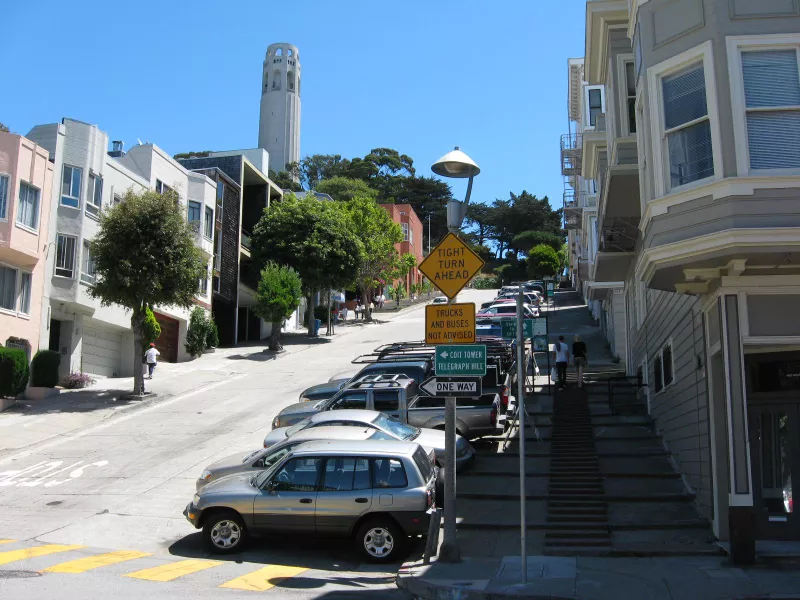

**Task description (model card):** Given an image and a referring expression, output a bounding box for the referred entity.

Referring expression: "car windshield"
[285,417,311,438]
[369,430,397,441]
[252,456,286,488]
[373,413,419,439]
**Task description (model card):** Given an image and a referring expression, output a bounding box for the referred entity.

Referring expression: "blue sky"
[4,0,585,210]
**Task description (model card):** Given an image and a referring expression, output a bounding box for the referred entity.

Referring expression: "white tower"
[258,43,301,174]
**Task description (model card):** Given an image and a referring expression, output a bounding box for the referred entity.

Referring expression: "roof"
[291,425,377,442]
[308,410,381,424]
[289,439,418,456]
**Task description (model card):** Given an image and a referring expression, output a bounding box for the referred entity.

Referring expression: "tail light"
[490,405,498,425]
[501,386,509,407]
[426,487,433,508]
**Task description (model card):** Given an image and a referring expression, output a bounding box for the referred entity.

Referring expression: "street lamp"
[430,146,480,564]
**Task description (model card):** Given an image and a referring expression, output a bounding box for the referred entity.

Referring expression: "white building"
[27,118,214,378]
[258,43,301,174]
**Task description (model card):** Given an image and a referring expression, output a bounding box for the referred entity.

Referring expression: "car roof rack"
[347,373,413,388]
[352,354,434,364]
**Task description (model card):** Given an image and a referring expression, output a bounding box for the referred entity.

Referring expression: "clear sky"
[4,0,586,211]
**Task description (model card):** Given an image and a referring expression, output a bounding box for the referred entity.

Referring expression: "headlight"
[192,493,201,506]
[200,469,212,481]
[272,416,280,429]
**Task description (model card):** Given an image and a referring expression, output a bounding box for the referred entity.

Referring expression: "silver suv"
[184,439,436,562]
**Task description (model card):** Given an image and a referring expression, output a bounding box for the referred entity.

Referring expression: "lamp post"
[431,146,480,564]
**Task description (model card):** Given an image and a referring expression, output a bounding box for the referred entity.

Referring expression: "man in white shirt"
[552,336,570,389]
[145,343,161,379]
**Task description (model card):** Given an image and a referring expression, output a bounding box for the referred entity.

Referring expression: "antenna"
[136,138,143,146]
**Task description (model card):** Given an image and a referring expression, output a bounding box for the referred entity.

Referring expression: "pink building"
[0,131,54,358]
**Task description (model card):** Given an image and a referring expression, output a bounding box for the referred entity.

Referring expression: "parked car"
[195,426,414,491]
[431,296,449,305]
[320,358,433,393]
[264,409,475,471]
[184,439,436,562]
[299,379,349,403]
[477,304,539,321]
[273,374,500,439]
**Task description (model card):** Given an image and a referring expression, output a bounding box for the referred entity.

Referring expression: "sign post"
[516,286,527,583]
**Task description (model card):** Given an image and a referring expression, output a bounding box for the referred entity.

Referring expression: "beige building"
[568,0,800,549]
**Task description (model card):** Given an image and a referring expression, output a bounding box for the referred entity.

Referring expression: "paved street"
[0,289,494,599]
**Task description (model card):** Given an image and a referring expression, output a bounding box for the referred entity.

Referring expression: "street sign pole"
[516,287,527,582]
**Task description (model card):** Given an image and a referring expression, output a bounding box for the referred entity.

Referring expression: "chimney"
[108,140,125,157]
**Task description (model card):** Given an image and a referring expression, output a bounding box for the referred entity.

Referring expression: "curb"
[396,569,575,600]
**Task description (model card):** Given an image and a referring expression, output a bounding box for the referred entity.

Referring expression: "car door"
[372,457,409,508]
[372,390,402,420]
[315,457,373,535]
[253,457,323,533]
[328,391,369,411]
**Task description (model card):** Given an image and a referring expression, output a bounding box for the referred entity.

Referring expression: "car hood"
[204,450,260,473]
[302,380,346,398]
[413,429,469,455]
[263,427,290,447]
[278,401,323,418]
[198,471,259,497]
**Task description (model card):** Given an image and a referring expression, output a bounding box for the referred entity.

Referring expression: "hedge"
[0,347,30,397]
[31,349,60,388]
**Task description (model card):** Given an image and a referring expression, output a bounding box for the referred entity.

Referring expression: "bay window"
[17,182,40,230]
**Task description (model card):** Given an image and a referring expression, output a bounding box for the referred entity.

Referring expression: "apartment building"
[568,0,800,547]
[380,203,425,293]
[26,118,214,378]
[0,131,54,358]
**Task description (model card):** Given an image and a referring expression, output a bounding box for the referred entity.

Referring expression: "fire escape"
[560,132,583,231]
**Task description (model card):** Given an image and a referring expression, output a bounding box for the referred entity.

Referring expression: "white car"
[431,296,449,305]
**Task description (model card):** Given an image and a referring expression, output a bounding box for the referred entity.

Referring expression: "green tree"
[206,319,219,349]
[527,244,561,279]
[465,203,495,246]
[185,307,210,358]
[142,306,161,351]
[252,262,303,351]
[394,253,417,309]
[513,230,565,254]
[251,193,362,335]
[344,195,403,320]
[558,243,569,277]
[90,188,206,394]
[298,154,349,189]
[268,169,303,192]
[316,177,379,202]
[0,123,9,133]
[487,192,562,258]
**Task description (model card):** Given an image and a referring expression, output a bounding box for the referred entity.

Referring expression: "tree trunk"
[131,304,145,396]
[307,292,316,337]
[268,321,282,351]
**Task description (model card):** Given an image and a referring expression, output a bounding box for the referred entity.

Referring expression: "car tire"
[435,468,445,508]
[356,518,405,563]
[202,510,247,554]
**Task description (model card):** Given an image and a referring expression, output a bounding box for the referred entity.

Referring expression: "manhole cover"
[0,570,42,579]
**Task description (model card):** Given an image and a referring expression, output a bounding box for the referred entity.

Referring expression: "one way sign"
[420,377,482,398]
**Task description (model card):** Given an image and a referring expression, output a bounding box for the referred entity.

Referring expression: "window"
[187,201,202,233]
[213,231,222,271]
[86,173,103,217]
[625,61,637,134]
[198,266,208,295]
[373,391,399,413]
[215,181,224,223]
[61,165,82,208]
[653,341,674,393]
[287,71,295,91]
[271,458,323,492]
[156,179,173,196]
[16,183,40,231]
[372,458,407,489]
[19,272,31,314]
[0,265,17,311]
[55,234,77,278]
[588,87,603,127]
[204,206,213,239]
[112,194,122,206]
[81,240,95,284]
[0,174,8,219]
[654,355,663,393]
[322,458,371,492]
[741,50,800,169]
[272,71,281,90]
[662,64,714,188]
[402,222,409,242]
[332,391,368,410]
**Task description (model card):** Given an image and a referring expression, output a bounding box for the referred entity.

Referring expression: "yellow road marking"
[124,559,222,582]
[43,550,152,573]
[219,564,308,591]
[0,540,15,545]
[0,544,83,566]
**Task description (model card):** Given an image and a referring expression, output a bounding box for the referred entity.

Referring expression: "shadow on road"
[4,388,154,416]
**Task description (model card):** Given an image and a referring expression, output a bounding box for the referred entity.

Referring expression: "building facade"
[258,43,301,174]
[0,131,54,358]
[570,0,800,546]
[380,203,424,294]
[26,118,214,378]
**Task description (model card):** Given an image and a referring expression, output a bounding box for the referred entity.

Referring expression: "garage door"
[83,327,123,377]
[153,313,179,363]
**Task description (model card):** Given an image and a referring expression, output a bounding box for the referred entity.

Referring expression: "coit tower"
[258,42,301,173]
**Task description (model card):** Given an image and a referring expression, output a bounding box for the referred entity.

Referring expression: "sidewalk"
[397,554,800,599]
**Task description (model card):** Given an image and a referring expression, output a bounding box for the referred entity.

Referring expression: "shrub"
[206,319,219,349]
[0,347,29,397]
[142,306,161,351]
[30,350,60,388]
[185,307,210,358]
[60,372,95,389]
[471,274,499,290]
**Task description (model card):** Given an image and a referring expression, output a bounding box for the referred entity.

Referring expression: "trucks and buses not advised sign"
[425,303,476,345]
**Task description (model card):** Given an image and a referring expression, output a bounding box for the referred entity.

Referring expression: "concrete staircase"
[545,386,611,553]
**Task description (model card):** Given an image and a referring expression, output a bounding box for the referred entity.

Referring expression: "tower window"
[273,71,281,90]
[264,73,268,90]
[276,48,282,56]
[287,71,294,91]
[287,49,293,56]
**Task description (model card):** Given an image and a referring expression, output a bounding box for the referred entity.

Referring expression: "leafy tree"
[487,192,562,258]
[465,203,495,246]
[391,282,406,306]
[90,188,206,394]
[251,193,362,335]
[558,243,569,277]
[513,230,564,254]
[393,253,417,309]
[344,195,403,320]
[268,169,303,192]
[142,306,161,351]
[206,319,219,349]
[317,177,379,202]
[252,263,303,351]
[299,154,349,189]
[185,307,210,358]
[0,123,9,133]
[527,244,561,279]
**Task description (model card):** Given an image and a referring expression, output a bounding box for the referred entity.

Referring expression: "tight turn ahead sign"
[425,303,476,345]
[418,233,485,299]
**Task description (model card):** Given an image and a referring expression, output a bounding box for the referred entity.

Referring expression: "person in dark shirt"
[572,335,587,388]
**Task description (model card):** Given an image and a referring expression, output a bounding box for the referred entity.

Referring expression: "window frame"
[86,173,103,219]
[18,270,32,316]
[198,264,209,296]
[81,239,96,285]
[653,339,675,395]
[584,85,605,129]
[61,165,82,209]
[55,233,77,279]
[0,262,19,314]
[187,200,202,233]
[617,54,637,137]
[647,40,722,199]
[0,173,9,221]
[16,181,41,233]
[727,34,800,177]
[204,206,214,240]
[401,222,409,242]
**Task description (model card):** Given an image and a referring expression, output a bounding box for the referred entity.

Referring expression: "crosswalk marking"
[43,550,152,573]
[0,544,83,566]
[124,558,222,582]
[0,539,15,545]
[219,564,308,591]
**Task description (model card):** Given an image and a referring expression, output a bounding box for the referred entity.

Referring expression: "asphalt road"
[0,289,494,599]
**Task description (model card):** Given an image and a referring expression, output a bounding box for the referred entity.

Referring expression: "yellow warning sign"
[419,233,485,299]
[425,303,476,345]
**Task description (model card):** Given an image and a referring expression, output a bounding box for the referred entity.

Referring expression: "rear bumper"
[391,510,431,536]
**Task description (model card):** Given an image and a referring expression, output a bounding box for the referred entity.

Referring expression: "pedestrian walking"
[572,335,587,388]
[552,336,570,389]
[145,343,161,379]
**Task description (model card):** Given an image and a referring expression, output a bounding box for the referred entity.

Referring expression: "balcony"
[560,133,582,177]
[563,191,584,231]
[592,217,638,283]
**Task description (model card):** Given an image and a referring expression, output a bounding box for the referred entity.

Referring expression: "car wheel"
[203,510,247,554]
[356,518,404,563]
